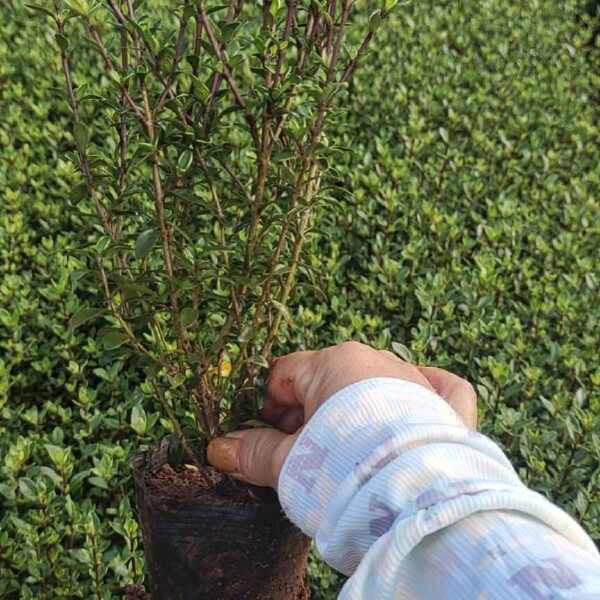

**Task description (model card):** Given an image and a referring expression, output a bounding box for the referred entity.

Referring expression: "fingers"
[263,344,437,423]
[274,406,304,433]
[207,349,478,489]
[379,349,404,363]
[262,350,316,419]
[418,366,478,428]
[207,428,297,488]
[381,351,476,426]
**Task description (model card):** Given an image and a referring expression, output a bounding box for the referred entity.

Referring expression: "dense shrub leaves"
[1,1,599,597]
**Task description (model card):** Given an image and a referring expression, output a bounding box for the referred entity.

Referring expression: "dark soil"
[123,584,150,600]
[134,449,311,600]
[143,461,275,505]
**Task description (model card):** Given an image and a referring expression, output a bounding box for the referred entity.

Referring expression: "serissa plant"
[33,0,397,445]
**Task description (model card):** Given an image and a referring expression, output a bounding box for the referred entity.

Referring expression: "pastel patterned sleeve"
[277,378,600,599]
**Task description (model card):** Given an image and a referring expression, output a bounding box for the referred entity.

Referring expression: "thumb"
[207,428,298,488]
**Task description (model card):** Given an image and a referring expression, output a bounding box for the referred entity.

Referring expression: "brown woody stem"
[197,4,260,147]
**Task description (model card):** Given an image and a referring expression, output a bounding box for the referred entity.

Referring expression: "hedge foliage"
[1,0,599,598]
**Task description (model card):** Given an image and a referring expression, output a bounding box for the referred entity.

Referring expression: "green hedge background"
[1,0,599,598]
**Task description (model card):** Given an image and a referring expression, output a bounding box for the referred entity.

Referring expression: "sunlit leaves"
[130,405,148,436]
[37,0,400,442]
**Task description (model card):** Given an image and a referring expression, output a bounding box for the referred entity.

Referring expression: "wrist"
[277,377,467,536]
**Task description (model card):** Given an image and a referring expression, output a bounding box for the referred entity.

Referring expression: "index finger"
[262,350,316,421]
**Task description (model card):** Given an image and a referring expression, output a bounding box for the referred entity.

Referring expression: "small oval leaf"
[69,308,104,330]
[26,3,56,18]
[101,329,129,351]
[73,122,88,150]
[130,405,147,436]
[177,149,193,172]
[135,229,160,259]
[181,307,197,328]
[391,341,413,363]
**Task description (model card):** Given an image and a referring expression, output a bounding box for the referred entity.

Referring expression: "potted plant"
[35,0,397,596]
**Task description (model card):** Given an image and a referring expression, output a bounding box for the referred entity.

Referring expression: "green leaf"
[574,387,587,408]
[439,127,449,144]
[71,548,92,564]
[65,495,76,518]
[271,264,288,275]
[369,10,382,32]
[0,483,15,502]
[11,516,31,533]
[69,308,104,330]
[39,466,62,486]
[177,149,193,172]
[45,444,67,468]
[238,325,256,344]
[391,341,413,362]
[26,3,55,18]
[271,299,293,326]
[270,0,283,18]
[180,306,197,328]
[71,470,91,491]
[88,476,109,490]
[101,329,129,351]
[192,77,210,101]
[130,405,147,436]
[73,122,88,150]
[250,354,269,369]
[206,4,229,15]
[574,490,588,516]
[18,478,37,501]
[55,33,69,51]
[95,235,112,254]
[70,270,87,291]
[64,0,90,16]
[135,229,159,259]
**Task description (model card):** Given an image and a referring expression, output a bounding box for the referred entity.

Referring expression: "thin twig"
[341,30,375,83]
[84,21,148,127]
[197,4,260,147]
[154,18,189,115]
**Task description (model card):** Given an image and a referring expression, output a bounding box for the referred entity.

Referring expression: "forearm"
[278,378,600,599]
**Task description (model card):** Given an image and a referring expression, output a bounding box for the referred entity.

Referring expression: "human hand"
[207,341,477,488]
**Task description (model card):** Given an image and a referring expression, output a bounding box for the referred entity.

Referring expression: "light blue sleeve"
[277,378,600,599]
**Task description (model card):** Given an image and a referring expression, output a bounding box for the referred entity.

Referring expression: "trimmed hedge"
[1,1,598,598]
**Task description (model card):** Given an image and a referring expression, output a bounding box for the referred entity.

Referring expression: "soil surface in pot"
[123,583,150,599]
[134,454,310,600]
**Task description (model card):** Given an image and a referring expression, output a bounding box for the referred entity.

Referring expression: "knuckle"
[335,340,368,357]
[339,340,363,350]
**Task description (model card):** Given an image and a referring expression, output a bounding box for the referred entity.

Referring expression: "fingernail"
[207,437,240,473]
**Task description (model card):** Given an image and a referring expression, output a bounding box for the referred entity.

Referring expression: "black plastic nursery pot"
[132,447,311,600]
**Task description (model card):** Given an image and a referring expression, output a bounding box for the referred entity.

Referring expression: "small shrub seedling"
[5,1,598,596]
[37,0,399,446]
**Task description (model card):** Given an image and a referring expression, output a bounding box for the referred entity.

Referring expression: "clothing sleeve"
[277,377,600,599]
